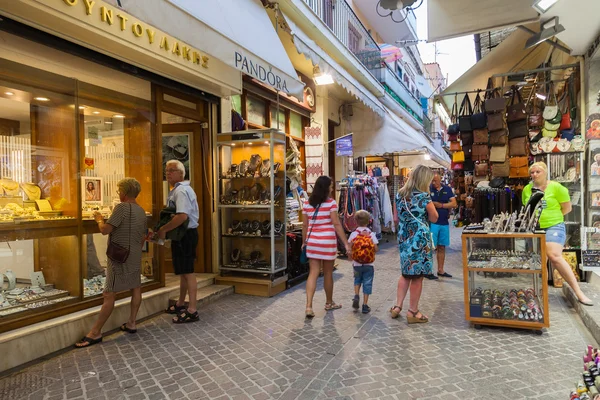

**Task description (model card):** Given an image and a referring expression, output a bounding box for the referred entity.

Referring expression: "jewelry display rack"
[216,129,287,279]
[462,233,549,333]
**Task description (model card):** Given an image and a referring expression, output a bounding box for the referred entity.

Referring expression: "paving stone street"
[1,226,595,400]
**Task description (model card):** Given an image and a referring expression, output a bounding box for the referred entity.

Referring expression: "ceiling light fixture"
[264,141,269,144]
[248,142,253,145]
[524,17,566,50]
[231,143,236,146]
[79,106,86,110]
[93,111,100,115]
[5,92,14,96]
[532,0,558,14]
[423,153,431,160]
[34,97,50,101]
[112,114,125,118]
[105,121,113,125]
[313,65,334,86]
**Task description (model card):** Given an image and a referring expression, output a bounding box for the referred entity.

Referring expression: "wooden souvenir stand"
[462,233,549,333]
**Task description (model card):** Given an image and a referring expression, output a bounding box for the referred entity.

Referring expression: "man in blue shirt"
[426,174,457,280]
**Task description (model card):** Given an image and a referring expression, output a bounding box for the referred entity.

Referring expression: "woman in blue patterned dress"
[390,165,438,324]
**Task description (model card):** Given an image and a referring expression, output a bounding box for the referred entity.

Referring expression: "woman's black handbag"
[106,204,131,264]
[156,207,189,241]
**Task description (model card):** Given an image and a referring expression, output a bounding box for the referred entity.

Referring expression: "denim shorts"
[545,223,566,246]
[353,265,374,295]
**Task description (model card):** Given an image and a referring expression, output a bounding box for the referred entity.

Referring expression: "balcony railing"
[369,65,423,121]
[302,0,380,73]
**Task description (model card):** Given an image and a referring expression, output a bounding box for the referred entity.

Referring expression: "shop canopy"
[352,107,451,169]
[280,12,386,118]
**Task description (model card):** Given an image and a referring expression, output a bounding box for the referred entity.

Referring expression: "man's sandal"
[172,310,199,324]
[74,336,102,348]
[120,323,137,334]
[390,305,402,319]
[324,302,342,311]
[407,309,428,324]
[165,304,186,314]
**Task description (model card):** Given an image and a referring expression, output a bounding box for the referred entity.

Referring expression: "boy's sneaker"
[362,304,371,314]
[352,295,360,309]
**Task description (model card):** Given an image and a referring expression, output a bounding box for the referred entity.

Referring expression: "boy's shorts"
[353,265,374,295]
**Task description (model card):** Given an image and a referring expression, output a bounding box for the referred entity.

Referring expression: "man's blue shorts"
[430,224,450,247]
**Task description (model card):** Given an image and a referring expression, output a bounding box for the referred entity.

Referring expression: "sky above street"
[412,0,477,85]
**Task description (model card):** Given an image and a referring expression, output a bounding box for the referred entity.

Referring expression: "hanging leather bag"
[508,119,528,139]
[489,129,508,146]
[484,80,506,113]
[472,144,489,162]
[448,101,459,135]
[452,151,465,163]
[475,162,488,176]
[487,112,505,132]
[509,136,529,157]
[560,90,572,130]
[509,156,529,178]
[544,119,561,131]
[527,85,543,128]
[461,131,474,146]
[459,93,474,132]
[490,145,508,163]
[529,129,542,143]
[506,86,527,123]
[542,126,558,138]
[474,128,489,144]
[462,144,473,159]
[561,128,576,141]
[492,160,510,177]
[543,82,561,121]
[450,141,462,151]
[471,90,487,129]
[451,162,463,170]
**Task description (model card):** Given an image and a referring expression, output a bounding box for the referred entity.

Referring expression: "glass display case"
[462,233,549,333]
[217,129,287,275]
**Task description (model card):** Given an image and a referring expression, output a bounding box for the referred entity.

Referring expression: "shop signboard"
[336,136,353,156]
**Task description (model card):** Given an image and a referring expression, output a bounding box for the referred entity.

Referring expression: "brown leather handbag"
[489,129,508,146]
[106,204,131,264]
[506,86,527,123]
[485,88,507,114]
[509,136,529,157]
[490,145,508,163]
[509,156,529,178]
[475,162,488,176]
[508,119,528,139]
[488,112,505,132]
[527,87,543,128]
[461,131,474,146]
[474,128,489,144]
[492,160,510,177]
[472,144,489,162]
[450,141,462,151]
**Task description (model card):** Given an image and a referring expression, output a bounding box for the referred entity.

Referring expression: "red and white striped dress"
[303,198,338,260]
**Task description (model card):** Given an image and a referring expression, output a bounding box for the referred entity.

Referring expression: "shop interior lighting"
[93,111,100,114]
[536,93,547,100]
[105,120,113,125]
[79,106,86,110]
[532,0,558,14]
[34,97,49,101]
[264,141,269,144]
[423,153,431,160]
[231,143,236,146]
[248,142,253,145]
[112,114,124,118]
[313,65,334,86]
[524,17,565,49]
[5,91,14,96]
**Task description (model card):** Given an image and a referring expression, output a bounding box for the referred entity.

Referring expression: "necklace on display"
[20,183,42,200]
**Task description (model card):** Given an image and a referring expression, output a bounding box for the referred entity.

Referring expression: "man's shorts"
[171,228,198,275]
[430,224,450,247]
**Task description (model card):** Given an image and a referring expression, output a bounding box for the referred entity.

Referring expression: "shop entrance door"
[161,122,212,274]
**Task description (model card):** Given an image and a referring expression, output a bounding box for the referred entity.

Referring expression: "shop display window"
[247,96,267,127]
[289,111,303,139]
[270,105,285,130]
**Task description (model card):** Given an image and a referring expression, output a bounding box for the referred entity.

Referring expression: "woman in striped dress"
[76,178,148,348]
[303,176,351,318]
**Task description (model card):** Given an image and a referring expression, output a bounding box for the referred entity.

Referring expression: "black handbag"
[156,206,189,241]
[106,204,131,264]
[470,90,487,130]
[508,119,528,139]
[448,101,459,135]
[459,94,474,132]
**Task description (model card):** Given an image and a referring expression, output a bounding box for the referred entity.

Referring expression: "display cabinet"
[462,233,549,333]
[216,129,287,276]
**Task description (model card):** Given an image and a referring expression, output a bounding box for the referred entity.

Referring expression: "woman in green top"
[522,162,593,306]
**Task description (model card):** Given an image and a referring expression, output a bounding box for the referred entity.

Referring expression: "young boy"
[348,210,379,313]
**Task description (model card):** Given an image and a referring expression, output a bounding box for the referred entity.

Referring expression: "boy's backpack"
[352,230,375,264]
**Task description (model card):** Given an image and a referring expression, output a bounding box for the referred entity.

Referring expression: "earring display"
[217,129,287,278]
[462,233,549,332]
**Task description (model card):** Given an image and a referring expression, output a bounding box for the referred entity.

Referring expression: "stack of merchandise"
[470,288,543,321]
[571,345,600,399]
[286,196,301,231]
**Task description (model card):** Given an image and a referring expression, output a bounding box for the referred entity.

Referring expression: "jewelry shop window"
[78,82,155,297]
[0,61,80,321]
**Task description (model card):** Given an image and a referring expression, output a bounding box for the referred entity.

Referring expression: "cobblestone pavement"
[1,226,596,400]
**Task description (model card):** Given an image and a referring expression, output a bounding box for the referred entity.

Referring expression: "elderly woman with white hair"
[76,177,148,348]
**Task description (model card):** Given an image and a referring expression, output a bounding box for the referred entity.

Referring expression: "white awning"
[352,107,451,169]
[280,12,386,118]
[162,0,305,97]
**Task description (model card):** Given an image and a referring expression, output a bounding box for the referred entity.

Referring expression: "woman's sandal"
[324,302,342,311]
[305,308,315,318]
[390,305,402,319]
[407,309,429,324]
[74,336,102,348]
[172,310,199,324]
[165,304,186,314]
[120,323,137,334]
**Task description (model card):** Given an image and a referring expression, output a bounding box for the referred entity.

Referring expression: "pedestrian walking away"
[75,178,148,348]
[348,209,379,314]
[427,173,457,280]
[302,175,351,318]
[158,159,202,323]
[391,165,438,324]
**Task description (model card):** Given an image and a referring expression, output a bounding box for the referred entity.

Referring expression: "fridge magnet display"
[562,251,580,281]
[82,177,103,204]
